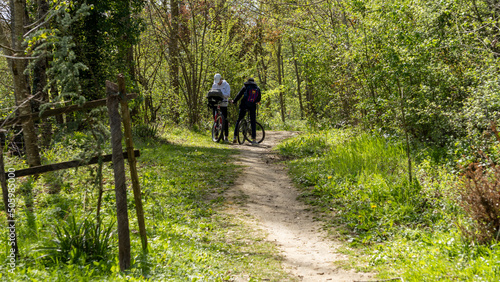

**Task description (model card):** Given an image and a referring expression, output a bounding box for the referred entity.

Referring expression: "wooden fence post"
[107,85,131,271]
[0,130,19,260]
[117,74,148,252]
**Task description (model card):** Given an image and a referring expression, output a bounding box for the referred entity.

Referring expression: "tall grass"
[278,129,500,281]
[278,130,425,241]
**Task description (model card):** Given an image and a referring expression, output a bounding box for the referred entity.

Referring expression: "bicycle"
[235,106,265,145]
[207,89,226,142]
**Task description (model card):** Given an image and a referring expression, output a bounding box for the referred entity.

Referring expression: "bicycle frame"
[214,105,221,121]
[211,102,225,142]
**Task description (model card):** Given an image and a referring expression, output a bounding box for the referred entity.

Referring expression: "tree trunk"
[10,0,41,168]
[168,0,180,124]
[33,0,51,149]
[277,39,285,123]
[291,41,303,119]
[305,75,315,118]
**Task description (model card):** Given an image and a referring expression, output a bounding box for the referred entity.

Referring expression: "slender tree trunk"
[10,0,39,237]
[10,0,41,168]
[277,39,285,123]
[305,75,315,118]
[397,79,412,186]
[168,0,180,124]
[33,0,51,149]
[290,41,303,119]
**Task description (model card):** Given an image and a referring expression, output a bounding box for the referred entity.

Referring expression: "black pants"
[213,106,229,138]
[233,105,256,139]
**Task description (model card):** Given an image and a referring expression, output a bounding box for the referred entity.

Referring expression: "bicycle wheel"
[237,119,247,145]
[244,121,265,143]
[255,122,265,143]
[211,114,224,142]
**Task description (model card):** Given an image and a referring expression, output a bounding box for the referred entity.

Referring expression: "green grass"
[276,128,500,281]
[0,126,292,281]
[277,129,425,241]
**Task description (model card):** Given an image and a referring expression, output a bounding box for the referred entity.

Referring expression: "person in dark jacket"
[231,77,261,145]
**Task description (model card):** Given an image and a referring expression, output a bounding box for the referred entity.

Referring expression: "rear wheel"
[244,121,265,143]
[237,120,247,145]
[211,114,224,142]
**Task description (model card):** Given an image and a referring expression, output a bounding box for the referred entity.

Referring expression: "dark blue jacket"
[233,79,261,109]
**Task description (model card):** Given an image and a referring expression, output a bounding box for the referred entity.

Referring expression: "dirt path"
[225,131,374,282]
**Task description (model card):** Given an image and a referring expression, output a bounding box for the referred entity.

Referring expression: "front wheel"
[211,114,224,142]
[237,119,247,145]
[244,122,265,143]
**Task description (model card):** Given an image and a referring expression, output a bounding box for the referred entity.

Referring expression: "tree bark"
[107,90,131,271]
[168,0,180,124]
[277,38,285,123]
[305,75,315,118]
[291,40,303,119]
[33,0,51,149]
[10,0,41,167]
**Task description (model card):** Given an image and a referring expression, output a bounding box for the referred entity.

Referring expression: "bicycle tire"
[237,119,247,145]
[211,114,224,142]
[244,121,265,143]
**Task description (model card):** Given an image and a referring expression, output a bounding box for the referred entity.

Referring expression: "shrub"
[460,156,500,244]
[36,214,115,264]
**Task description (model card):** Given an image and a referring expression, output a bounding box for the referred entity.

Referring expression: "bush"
[460,156,500,244]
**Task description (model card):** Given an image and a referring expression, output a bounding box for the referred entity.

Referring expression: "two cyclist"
[209,74,261,145]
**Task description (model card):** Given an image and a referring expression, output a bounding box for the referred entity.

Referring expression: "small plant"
[36,214,115,264]
[460,155,500,244]
[277,133,329,158]
[133,123,158,138]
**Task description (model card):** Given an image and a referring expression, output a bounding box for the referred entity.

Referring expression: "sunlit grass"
[277,128,500,281]
[0,126,292,281]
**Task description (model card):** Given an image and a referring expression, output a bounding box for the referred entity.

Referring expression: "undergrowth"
[276,128,500,281]
[0,126,292,281]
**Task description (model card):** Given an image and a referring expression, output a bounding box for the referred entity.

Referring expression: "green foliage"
[277,129,427,242]
[27,2,91,105]
[0,59,14,119]
[277,133,329,158]
[0,127,291,281]
[279,129,500,280]
[371,231,500,281]
[35,214,116,264]
[132,123,158,139]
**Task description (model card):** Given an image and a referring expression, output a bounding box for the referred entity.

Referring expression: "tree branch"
[24,13,55,37]
[0,43,19,53]
[0,54,38,59]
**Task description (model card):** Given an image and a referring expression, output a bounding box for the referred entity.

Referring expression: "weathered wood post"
[0,130,19,260]
[117,74,148,252]
[106,82,131,271]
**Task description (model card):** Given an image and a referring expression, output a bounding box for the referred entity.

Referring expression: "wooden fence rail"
[4,150,140,179]
[0,74,146,271]
[0,93,137,128]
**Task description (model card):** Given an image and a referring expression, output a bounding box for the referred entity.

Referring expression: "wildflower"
[371,204,377,208]
[328,176,333,179]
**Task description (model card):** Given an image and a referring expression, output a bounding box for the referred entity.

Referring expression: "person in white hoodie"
[211,73,231,142]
